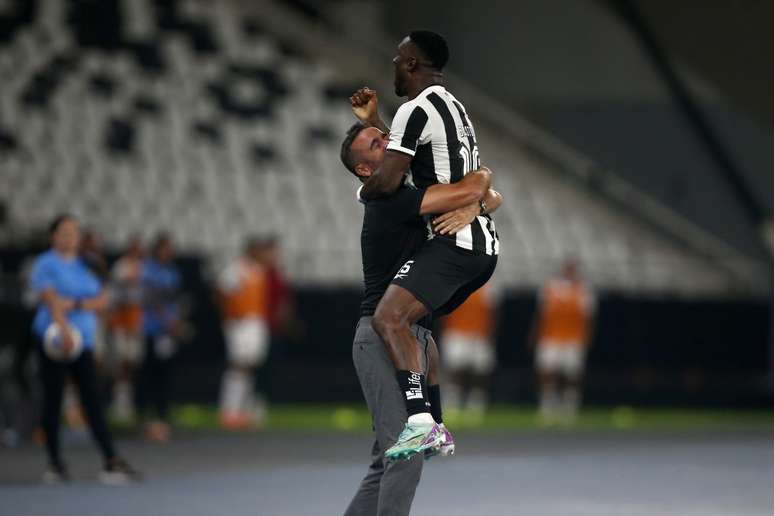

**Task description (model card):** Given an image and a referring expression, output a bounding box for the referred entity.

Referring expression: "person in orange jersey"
[529,260,596,424]
[441,283,497,418]
[217,237,271,429]
[108,236,145,423]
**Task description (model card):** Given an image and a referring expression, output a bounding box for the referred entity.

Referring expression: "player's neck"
[406,77,443,100]
[54,248,77,260]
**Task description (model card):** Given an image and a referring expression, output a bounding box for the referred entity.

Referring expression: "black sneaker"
[42,462,70,484]
[98,457,142,485]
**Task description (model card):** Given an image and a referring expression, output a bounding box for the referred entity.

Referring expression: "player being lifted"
[340,120,502,514]
[351,30,500,461]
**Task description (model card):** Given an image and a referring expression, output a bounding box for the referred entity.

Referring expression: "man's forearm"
[367,115,389,134]
[481,188,503,215]
[360,150,413,200]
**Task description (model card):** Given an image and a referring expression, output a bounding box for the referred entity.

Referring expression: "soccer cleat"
[385,421,443,463]
[98,457,142,485]
[425,423,455,460]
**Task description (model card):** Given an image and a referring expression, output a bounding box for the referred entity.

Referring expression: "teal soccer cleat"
[385,420,444,462]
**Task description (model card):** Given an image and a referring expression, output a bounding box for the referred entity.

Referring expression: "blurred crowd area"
[0,216,604,447]
[0,221,298,444]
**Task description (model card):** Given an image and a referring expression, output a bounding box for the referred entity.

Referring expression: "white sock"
[234,369,251,415]
[562,386,581,419]
[539,385,560,420]
[407,412,435,425]
[219,369,242,415]
[112,380,134,419]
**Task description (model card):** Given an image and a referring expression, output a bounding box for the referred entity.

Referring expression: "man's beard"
[394,77,406,97]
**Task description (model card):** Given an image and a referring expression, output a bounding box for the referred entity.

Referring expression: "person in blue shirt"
[30,214,140,484]
[138,232,183,442]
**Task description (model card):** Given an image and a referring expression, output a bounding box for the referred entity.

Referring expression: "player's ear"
[355,163,372,179]
[406,56,418,73]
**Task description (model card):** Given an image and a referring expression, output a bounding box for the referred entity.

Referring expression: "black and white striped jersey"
[387,85,500,256]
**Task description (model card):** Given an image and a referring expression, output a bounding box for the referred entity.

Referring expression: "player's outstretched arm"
[418,166,492,215]
[350,87,389,134]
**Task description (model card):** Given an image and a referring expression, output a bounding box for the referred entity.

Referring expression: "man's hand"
[433,202,481,235]
[350,87,379,125]
[58,323,75,354]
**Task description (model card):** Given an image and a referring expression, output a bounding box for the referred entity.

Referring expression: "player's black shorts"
[391,238,497,316]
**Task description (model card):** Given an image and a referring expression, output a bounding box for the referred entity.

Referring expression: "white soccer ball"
[43,324,83,362]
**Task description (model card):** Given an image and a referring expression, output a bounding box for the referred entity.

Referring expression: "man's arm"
[418,166,492,215]
[360,150,413,201]
[350,88,389,134]
[431,188,503,235]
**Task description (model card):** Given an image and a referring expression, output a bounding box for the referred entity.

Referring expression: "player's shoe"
[98,457,142,485]
[385,420,443,462]
[425,423,455,460]
[42,463,70,484]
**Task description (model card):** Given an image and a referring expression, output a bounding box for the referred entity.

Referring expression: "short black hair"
[49,213,77,236]
[409,30,449,70]
[340,122,367,176]
[151,232,172,257]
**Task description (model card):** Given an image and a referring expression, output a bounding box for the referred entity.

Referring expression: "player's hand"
[59,324,75,354]
[433,203,480,235]
[350,87,378,124]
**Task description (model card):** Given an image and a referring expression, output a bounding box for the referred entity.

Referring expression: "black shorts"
[391,238,497,316]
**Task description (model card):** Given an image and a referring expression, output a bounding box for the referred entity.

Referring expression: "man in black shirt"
[341,122,502,516]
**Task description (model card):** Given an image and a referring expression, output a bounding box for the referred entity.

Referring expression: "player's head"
[393,30,448,96]
[562,259,579,281]
[340,122,389,181]
[80,228,102,254]
[126,234,143,257]
[152,232,175,263]
[262,235,280,265]
[244,235,264,261]
[49,213,80,255]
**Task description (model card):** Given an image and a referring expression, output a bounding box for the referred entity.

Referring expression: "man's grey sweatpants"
[343,316,432,516]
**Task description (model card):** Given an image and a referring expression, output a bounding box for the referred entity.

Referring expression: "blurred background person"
[217,237,270,429]
[262,236,295,339]
[529,260,596,425]
[441,283,497,422]
[58,228,110,435]
[29,214,139,483]
[0,256,40,448]
[139,233,182,442]
[107,235,145,424]
[259,236,298,402]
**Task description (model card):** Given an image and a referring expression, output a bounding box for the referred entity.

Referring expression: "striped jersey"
[386,84,499,256]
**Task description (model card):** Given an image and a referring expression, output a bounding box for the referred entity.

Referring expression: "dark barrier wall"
[169,259,770,406]
[0,253,769,406]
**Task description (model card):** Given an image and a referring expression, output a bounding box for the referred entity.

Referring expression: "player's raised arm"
[350,87,389,134]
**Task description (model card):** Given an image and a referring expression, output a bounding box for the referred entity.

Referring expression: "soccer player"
[30,214,139,483]
[441,282,497,420]
[138,233,182,442]
[217,237,270,429]
[529,260,596,424]
[341,121,502,515]
[108,235,145,423]
[352,30,499,461]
